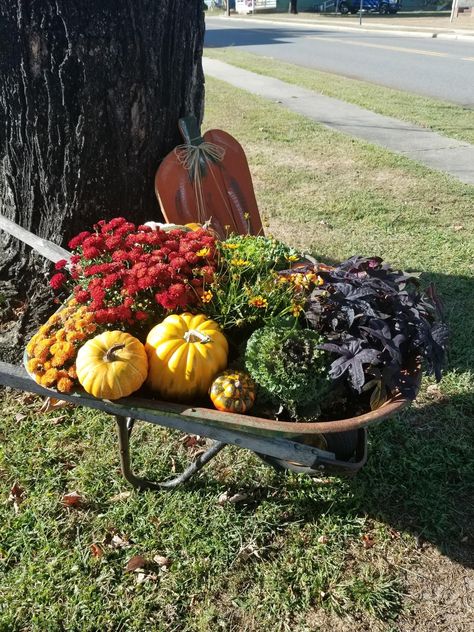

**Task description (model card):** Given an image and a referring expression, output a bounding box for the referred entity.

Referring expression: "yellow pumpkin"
[76,331,148,400]
[210,370,256,414]
[146,313,228,401]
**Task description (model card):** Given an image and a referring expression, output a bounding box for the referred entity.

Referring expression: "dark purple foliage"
[303,256,448,399]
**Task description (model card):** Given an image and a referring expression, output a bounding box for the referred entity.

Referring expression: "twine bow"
[174,141,230,224]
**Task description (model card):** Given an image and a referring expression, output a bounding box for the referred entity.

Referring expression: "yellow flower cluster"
[25,300,97,393]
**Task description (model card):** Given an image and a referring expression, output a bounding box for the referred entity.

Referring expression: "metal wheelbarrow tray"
[0,358,420,489]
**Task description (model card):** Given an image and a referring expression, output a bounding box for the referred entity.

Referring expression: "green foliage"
[244,326,331,419]
[201,235,304,331]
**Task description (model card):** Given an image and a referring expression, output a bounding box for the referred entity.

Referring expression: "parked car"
[338,0,401,14]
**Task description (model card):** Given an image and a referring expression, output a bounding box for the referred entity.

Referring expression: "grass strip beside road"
[1,78,473,631]
[204,47,474,146]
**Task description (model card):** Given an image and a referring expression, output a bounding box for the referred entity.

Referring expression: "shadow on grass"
[151,267,473,570]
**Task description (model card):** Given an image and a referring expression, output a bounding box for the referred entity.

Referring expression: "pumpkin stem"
[105,343,126,362]
[184,329,212,344]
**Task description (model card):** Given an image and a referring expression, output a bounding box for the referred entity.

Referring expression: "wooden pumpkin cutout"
[154,116,263,238]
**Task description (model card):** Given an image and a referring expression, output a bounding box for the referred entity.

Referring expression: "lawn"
[203,47,474,146]
[0,77,473,631]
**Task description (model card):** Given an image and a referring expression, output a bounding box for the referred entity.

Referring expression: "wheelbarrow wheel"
[323,429,359,461]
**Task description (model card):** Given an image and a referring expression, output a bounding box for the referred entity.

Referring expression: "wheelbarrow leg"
[115,415,227,490]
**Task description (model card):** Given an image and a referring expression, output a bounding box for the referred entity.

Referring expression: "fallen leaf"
[15,413,27,422]
[426,384,445,402]
[8,482,24,513]
[135,572,147,584]
[317,535,329,545]
[153,554,171,568]
[362,534,375,549]
[109,533,132,549]
[90,543,104,558]
[125,555,147,572]
[452,224,464,231]
[218,491,248,506]
[17,393,37,406]
[39,397,73,414]
[49,416,67,426]
[181,434,205,449]
[135,571,158,584]
[109,491,132,503]
[62,491,83,507]
[238,543,261,561]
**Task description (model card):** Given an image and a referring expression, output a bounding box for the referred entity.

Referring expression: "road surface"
[205,17,474,106]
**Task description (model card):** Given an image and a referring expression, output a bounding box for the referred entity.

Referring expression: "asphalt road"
[205,18,474,106]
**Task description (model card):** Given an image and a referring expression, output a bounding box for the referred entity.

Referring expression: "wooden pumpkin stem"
[105,343,126,362]
[184,329,212,344]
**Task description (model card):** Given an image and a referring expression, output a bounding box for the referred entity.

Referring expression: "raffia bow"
[174,141,229,224]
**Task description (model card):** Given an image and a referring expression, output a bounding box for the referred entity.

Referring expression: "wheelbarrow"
[0,214,420,490]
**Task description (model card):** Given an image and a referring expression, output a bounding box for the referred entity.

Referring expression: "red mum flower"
[82,246,101,260]
[54,259,68,270]
[74,289,90,303]
[184,252,199,265]
[50,273,66,290]
[68,231,91,249]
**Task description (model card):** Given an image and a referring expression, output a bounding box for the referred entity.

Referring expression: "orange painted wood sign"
[154,116,263,238]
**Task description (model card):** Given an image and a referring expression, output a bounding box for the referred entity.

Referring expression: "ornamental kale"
[303,256,448,404]
[245,327,331,420]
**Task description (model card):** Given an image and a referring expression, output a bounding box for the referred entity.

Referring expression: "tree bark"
[0,0,205,361]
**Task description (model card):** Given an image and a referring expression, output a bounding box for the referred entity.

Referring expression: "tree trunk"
[0,0,205,361]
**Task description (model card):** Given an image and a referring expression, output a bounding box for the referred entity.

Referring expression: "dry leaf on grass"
[90,543,104,558]
[39,397,73,414]
[217,491,248,506]
[125,555,147,572]
[15,413,27,422]
[153,554,171,568]
[135,571,158,584]
[362,534,375,549]
[426,384,446,402]
[8,482,24,513]
[107,533,132,549]
[108,491,132,503]
[318,535,329,545]
[62,491,84,507]
[237,543,262,561]
[181,434,206,449]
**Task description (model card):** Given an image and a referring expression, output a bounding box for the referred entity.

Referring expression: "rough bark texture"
[0,0,205,362]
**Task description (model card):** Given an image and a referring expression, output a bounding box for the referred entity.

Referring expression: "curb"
[214,15,474,42]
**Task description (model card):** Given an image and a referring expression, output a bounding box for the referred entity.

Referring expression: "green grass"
[204,47,474,146]
[1,78,473,630]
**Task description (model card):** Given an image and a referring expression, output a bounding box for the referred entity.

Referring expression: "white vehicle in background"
[235,0,277,13]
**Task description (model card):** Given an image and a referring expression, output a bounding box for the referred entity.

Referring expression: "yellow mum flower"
[27,358,41,373]
[57,377,74,393]
[291,304,303,317]
[201,290,213,304]
[285,254,299,262]
[196,247,210,257]
[231,258,251,267]
[223,243,238,250]
[41,368,59,387]
[248,296,268,309]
